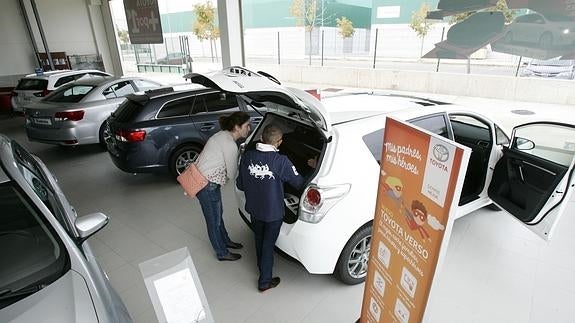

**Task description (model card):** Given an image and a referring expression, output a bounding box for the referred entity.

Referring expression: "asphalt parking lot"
[2,90,575,323]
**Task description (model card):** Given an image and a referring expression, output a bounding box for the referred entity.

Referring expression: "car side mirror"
[514,137,535,150]
[75,212,109,243]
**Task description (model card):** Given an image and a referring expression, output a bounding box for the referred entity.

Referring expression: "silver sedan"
[25,76,161,148]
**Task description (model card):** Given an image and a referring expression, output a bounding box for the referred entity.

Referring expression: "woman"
[195,111,251,261]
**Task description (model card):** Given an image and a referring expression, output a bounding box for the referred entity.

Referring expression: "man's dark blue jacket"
[237,144,304,222]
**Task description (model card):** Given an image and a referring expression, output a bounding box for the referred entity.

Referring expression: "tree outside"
[192,1,220,62]
[289,0,329,65]
[336,16,355,56]
[409,2,435,58]
[448,0,517,25]
[117,29,130,44]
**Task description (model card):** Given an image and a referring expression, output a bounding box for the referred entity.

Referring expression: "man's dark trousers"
[252,217,283,289]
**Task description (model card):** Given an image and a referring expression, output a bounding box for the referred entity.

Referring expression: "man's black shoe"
[218,252,241,261]
[227,241,243,249]
[258,277,280,292]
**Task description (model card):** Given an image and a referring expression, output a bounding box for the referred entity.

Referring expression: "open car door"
[488,122,575,240]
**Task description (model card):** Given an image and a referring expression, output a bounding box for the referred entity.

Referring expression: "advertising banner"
[123,0,163,44]
[360,117,470,323]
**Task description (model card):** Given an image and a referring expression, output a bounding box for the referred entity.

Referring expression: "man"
[237,124,315,292]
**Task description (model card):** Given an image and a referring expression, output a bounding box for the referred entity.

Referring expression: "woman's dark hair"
[219,111,250,131]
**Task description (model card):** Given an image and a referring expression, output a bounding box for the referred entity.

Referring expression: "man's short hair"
[262,124,283,145]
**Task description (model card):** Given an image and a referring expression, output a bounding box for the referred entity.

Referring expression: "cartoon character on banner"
[381,169,404,208]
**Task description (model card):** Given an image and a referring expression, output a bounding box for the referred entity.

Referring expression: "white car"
[504,13,575,49]
[191,67,575,285]
[11,70,111,113]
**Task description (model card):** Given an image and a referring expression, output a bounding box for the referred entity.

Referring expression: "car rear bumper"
[107,141,166,174]
[26,123,98,146]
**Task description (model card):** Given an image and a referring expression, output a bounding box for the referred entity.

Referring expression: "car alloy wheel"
[347,235,371,279]
[170,144,203,177]
[335,224,372,285]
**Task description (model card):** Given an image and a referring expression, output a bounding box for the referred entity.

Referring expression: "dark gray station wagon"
[106,87,264,177]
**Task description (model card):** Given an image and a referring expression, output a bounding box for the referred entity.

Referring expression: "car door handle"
[477,140,489,148]
[518,165,525,182]
[200,123,216,131]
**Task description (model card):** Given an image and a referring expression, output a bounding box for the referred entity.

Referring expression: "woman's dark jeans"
[196,182,231,259]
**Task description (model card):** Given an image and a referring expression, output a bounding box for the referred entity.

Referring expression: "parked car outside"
[11,70,111,113]
[156,52,191,65]
[520,58,575,79]
[25,76,162,148]
[503,13,575,49]
[105,85,263,177]
[0,134,132,322]
[189,68,575,285]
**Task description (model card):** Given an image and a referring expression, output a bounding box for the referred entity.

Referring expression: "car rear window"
[362,128,385,164]
[114,99,145,122]
[15,79,48,91]
[44,85,95,103]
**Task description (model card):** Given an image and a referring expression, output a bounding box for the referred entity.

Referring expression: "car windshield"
[0,182,69,310]
[44,85,95,103]
[15,79,48,91]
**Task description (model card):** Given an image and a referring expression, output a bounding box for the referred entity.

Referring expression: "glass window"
[512,124,575,167]
[103,81,135,99]
[133,79,160,91]
[54,75,78,87]
[15,79,48,91]
[0,182,69,309]
[44,85,94,103]
[362,128,385,163]
[199,92,239,114]
[495,125,510,146]
[157,98,194,118]
[410,115,449,138]
[11,142,73,235]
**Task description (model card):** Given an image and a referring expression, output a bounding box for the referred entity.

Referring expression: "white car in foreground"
[190,67,575,285]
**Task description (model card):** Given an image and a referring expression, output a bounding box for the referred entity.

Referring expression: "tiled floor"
[2,90,575,323]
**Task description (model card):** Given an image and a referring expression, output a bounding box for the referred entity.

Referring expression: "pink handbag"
[177,163,208,198]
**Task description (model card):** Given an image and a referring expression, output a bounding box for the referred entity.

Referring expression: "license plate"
[34,117,52,125]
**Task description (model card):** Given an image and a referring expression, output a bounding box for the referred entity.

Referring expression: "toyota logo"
[432,144,449,162]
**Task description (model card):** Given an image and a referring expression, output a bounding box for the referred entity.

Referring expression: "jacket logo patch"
[249,163,275,179]
[292,165,299,176]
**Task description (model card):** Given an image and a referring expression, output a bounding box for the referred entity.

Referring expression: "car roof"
[126,85,213,104]
[323,92,451,124]
[24,69,110,80]
[67,76,126,86]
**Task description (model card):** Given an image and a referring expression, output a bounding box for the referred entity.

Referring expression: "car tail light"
[33,89,51,97]
[115,129,146,142]
[299,184,351,224]
[55,110,84,121]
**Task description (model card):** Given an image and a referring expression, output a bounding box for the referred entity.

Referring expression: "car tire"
[334,224,372,285]
[485,203,501,211]
[170,144,203,178]
[98,122,109,151]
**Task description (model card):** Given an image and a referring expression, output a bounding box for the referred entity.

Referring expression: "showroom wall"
[0,0,37,86]
[0,0,121,87]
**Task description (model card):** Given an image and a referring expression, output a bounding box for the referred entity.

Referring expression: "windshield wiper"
[0,284,46,300]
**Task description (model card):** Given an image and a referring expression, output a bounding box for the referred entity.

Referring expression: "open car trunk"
[242,112,327,224]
